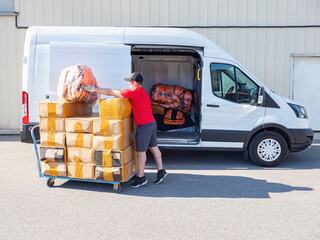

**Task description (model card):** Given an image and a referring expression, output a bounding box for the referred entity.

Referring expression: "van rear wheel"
[249,131,288,167]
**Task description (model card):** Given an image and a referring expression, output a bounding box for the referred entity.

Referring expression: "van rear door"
[49,42,131,110]
[201,57,265,149]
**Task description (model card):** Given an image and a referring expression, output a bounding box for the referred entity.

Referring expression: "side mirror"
[257,87,265,105]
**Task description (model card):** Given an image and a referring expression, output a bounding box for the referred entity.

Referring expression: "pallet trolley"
[31,125,136,192]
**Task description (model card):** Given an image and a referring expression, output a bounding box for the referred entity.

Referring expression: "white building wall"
[1,0,320,132]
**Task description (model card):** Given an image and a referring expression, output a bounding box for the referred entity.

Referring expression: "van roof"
[31,26,232,58]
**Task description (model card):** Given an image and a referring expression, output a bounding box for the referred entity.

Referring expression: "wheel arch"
[244,123,295,151]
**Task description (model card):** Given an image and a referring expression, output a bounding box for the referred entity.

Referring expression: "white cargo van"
[21,26,313,167]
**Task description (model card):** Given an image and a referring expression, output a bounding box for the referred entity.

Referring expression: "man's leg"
[148,146,163,170]
[137,151,147,177]
[149,146,168,184]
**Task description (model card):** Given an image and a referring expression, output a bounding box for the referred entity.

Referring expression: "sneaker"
[130,176,148,188]
[154,169,168,184]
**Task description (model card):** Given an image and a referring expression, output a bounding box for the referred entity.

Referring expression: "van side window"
[210,63,259,105]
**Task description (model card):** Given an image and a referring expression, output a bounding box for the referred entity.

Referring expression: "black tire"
[113,184,121,193]
[47,178,54,187]
[249,131,288,167]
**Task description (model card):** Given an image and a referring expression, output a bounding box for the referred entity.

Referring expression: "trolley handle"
[30,125,43,177]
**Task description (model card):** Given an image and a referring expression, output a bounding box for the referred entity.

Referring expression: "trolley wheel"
[113,184,121,193]
[47,178,55,187]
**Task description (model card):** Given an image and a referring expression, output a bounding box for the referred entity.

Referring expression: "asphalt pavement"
[0,135,320,240]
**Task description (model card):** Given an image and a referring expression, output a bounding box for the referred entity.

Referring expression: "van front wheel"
[249,131,288,167]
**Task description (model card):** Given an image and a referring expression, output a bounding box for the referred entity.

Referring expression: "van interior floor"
[157,131,200,145]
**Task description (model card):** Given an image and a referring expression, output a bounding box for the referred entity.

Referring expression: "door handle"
[207,104,219,108]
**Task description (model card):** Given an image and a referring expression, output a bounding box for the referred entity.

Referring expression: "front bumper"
[290,128,314,152]
[20,123,39,143]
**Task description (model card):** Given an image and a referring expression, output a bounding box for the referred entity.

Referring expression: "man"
[84,72,168,188]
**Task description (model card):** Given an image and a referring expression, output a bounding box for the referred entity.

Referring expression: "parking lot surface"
[1,135,320,239]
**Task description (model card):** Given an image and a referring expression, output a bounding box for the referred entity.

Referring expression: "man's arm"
[95,88,124,98]
[83,85,123,98]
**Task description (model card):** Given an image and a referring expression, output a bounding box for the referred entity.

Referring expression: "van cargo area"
[131,47,202,145]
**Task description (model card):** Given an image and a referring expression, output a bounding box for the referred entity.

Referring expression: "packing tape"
[47,118,56,132]
[47,132,56,147]
[124,100,132,118]
[103,167,114,181]
[75,133,84,148]
[48,103,56,117]
[76,102,82,115]
[120,121,124,136]
[75,162,83,178]
[123,151,126,165]
[120,135,124,150]
[74,121,83,132]
[100,101,107,118]
[100,119,110,135]
[103,137,113,151]
[123,164,127,181]
[48,163,58,177]
[102,150,112,167]
[65,102,71,117]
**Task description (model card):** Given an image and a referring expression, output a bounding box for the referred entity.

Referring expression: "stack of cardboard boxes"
[39,101,92,177]
[38,98,137,182]
[93,98,137,182]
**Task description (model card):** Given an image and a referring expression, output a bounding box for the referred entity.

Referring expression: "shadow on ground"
[56,173,312,198]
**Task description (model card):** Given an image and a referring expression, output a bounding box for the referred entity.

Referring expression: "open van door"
[49,42,131,108]
[21,42,131,142]
[201,57,265,149]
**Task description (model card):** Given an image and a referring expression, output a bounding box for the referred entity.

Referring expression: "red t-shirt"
[120,87,155,126]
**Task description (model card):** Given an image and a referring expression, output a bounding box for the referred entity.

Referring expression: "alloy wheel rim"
[257,138,281,162]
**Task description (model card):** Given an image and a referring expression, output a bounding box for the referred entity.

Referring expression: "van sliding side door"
[201,58,265,149]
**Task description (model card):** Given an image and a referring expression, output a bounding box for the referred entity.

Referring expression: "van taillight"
[22,91,29,124]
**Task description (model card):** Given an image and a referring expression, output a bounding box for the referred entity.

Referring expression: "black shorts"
[135,121,157,152]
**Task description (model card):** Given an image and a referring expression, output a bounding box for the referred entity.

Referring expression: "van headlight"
[288,103,308,118]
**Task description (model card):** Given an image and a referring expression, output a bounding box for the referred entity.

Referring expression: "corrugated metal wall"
[1,0,320,132]
[0,16,25,134]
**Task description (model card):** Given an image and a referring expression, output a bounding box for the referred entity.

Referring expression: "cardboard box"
[93,134,133,151]
[40,161,67,177]
[40,147,66,162]
[66,133,93,149]
[39,101,92,118]
[40,118,65,132]
[92,116,133,136]
[67,147,94,164]
[65,116,94,133]
[151,105,165,115]
[40,132,66,147]
[95,158,137,182]
[94,144,136,167]
[99,98,132,119]
[67,163,95,179]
